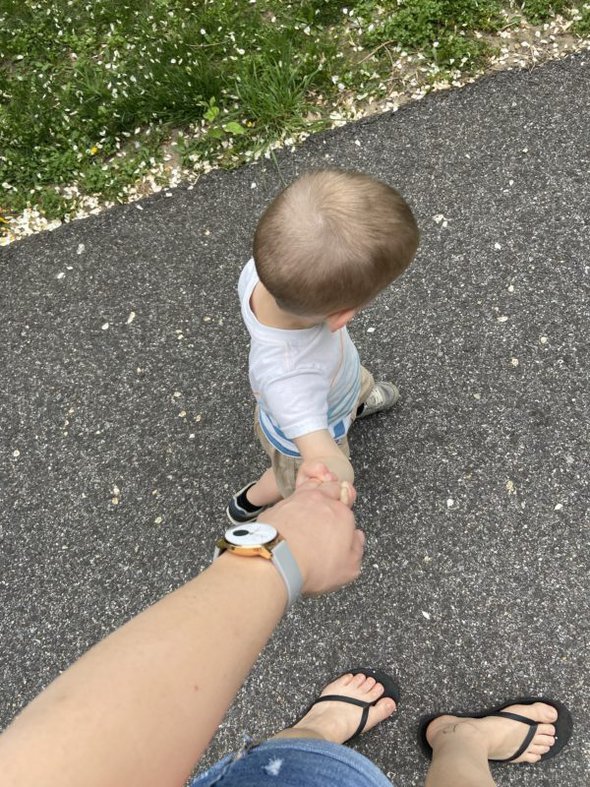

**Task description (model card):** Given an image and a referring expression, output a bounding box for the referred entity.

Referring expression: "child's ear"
[326,307,358,332]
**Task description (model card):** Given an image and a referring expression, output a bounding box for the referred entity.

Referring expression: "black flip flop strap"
[490,710,538,763]
[314,694,372,739]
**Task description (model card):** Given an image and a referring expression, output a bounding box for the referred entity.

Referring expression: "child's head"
[253,169,419,317]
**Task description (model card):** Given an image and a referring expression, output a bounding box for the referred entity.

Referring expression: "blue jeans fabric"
[190,738,394,786]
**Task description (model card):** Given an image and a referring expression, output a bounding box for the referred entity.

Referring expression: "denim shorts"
[190,737,394,787]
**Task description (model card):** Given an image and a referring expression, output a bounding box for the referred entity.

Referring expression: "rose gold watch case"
[214,535,282,559]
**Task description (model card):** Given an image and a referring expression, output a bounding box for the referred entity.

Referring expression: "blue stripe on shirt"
[260,415,303,457]
[259,411,349,458]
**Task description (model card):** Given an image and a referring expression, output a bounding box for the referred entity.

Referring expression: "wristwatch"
[213,522,303,607]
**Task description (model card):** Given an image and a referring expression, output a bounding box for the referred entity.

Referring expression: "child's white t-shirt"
[239,259,361,458]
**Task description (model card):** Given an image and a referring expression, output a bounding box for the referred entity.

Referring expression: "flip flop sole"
[418,696,573,763]
[337,666,401,743]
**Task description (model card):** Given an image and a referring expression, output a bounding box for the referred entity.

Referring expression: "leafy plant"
[0,0,588,232]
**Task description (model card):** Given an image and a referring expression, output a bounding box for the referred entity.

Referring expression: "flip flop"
[299,667,400,744]
[418,696,573,763]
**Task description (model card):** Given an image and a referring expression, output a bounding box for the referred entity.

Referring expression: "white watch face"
[225,522,277,546]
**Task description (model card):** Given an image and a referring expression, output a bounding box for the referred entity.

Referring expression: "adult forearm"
[0,481,363,787]
[0,553,286,787]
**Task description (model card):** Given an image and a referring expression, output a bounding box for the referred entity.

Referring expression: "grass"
[1,0,589,235]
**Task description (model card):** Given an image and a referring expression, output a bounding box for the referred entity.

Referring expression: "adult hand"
[261,480,365,596]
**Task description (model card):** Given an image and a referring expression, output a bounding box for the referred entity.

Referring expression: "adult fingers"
[353,528,366,561]
[317,528,365,594]
[295,479,343,500]
[296,479,357,509]
[343,529,365,585]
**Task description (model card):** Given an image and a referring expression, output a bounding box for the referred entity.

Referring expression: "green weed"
[0,0,588,231]
[572,2,590,31]
[357,0,504,69]
[519,0,572,23]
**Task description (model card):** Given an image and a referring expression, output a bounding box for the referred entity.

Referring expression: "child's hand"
[296,461,354,506]
[296,460,337,487]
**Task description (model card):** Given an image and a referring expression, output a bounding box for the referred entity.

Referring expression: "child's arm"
[295,430,354,486]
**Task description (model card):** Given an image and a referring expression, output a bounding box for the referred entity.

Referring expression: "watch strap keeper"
[271,538,303,608]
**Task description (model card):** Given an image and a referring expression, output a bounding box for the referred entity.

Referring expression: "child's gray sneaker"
[356,381,400,419]
[226,482,267,524]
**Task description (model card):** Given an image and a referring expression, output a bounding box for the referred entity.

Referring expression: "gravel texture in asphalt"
[1,53,589,786]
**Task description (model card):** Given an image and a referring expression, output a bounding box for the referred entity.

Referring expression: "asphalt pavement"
[1,53,589,786]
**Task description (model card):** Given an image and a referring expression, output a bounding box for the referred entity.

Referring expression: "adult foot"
[426,702,558,763]
[290,672,397,744]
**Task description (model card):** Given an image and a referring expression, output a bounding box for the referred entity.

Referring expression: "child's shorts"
[254,366,375,498]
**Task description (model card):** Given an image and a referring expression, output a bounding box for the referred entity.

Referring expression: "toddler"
[227,169,419,523]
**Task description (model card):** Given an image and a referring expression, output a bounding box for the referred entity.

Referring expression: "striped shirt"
[239,259,361,458]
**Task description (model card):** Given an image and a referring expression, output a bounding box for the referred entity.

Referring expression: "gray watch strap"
[271,538,303,608]
[212,532,302,607]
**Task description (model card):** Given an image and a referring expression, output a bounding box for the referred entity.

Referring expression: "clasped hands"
[260,459,364,597]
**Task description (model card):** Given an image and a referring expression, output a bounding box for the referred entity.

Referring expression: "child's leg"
[227,410,288,523]
[358,366,376,406]
[247,467,282,507]
[227,467,282,524]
